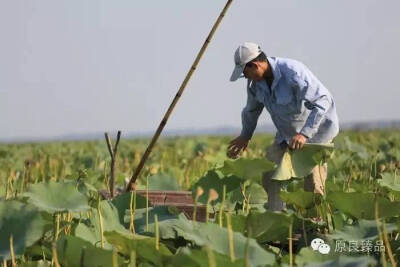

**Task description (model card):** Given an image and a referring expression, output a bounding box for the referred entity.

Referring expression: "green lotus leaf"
[19,261,51,267]
[246,183,268,204]
[302,255,376,267]
[111,191,149,224]
[328,219,397,241]
[75,200,130,248]
[0,201,47,261]
[272,143,334,181]
[218,158,275,182]
[377,172,400,192]
[137,173,181,191]
[57,235,124,267]
[104,230,171,266]
[279,190,316,209]
[327,192,400,219]
[342,136,370,160]
[23,181,90,213]
[294,247,338,267]
[157,214,276,266]
[56,235,93,267]
[128,206,180,234]
[191,170,242,204]
[218,214,247,233]
[246,210,294,243]
[169,247,246,267]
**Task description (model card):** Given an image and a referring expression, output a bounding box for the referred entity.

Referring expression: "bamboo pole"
[126,0,234,191]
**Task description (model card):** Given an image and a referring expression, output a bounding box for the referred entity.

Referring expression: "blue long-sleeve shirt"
[239,56,339,144]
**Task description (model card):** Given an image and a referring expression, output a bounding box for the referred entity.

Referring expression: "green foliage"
[138,173,182,191]
[111,191,148,224]
[75,200,130,248]
[218,158,275,182]
[0,130,400,266]
[157,214,276,266]
[328,219,397,241]
[377,172,400,192]
[279,190,316,209]
[272,143,334,181]
[23,181,91,213]
[0,201,47,261]
[327,192,400,219]
[246,210,293,243]
[104,230,172,266]
[168,247,246,267]
[191,170,242,205]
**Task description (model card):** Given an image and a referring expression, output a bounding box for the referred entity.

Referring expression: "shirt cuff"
[300,125,315,139]
[240,129,252,141]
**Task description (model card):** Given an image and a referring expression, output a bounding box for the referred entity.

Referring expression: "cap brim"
[230,64,245,82]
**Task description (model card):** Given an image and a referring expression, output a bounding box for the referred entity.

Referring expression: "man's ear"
[252,61,261,69]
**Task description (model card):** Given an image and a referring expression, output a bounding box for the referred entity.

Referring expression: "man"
[227,42,339,211]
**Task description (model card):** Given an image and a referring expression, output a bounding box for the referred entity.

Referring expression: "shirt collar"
[266,56,282,90]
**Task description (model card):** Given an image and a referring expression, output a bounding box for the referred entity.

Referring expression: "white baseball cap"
[230,42,262,82]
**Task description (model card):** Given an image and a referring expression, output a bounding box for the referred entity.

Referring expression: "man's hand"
[289,134,308,150]
[227,136,249,159]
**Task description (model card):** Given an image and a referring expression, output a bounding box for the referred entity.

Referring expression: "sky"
[1,0,399,141]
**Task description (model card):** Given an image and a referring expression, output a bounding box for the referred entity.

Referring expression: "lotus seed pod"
[196,186,204,198]
[208,188,219,202]
[378,164,386,173]
[150,165,159,175]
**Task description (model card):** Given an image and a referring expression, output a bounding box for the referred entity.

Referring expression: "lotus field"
[0,130,400,266]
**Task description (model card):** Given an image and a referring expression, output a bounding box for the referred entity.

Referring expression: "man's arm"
[293,75,333,140]
[227,85,263,159]
[240,86,264,140]
[275,130,286,144]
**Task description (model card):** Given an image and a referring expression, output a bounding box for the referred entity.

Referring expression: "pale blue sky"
[1,0,399,141]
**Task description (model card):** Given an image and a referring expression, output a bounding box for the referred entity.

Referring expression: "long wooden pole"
[126,0,234,191]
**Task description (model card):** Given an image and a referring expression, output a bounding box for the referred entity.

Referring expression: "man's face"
[243,62,264,81]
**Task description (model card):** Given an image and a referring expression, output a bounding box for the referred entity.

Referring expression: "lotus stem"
[53,213,61,241]
[103,161,109,194]
[154,214,160,250]
[3,259,6,267]
[52,242,60,267]
[146,175,149,232]
[98,198,105,248]
[130,190,136,234]
[205,246,216,267]
[193,186,204,223]
[226,212,235,262]
[67,212,73,235]
[375,197,387,267]
[80,248,86,267]
[245,228,251,267]
[129,250,136,267]
[289,218,293,267]
[302,218,308,246]
[112,247,118,267]
[382,218,396,267]
[10,235,16,267]
[240,184,247,213]
[245,194,251,215]
[219,185,226,227]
